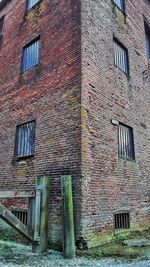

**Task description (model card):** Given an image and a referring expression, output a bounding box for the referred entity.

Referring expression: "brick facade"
[0,0,149,249]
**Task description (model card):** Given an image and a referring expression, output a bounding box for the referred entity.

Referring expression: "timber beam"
[0,203,35,242]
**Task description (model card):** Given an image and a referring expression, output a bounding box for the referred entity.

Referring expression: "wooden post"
[61,175,75,259]
[28,197,35,238]
[32,176,50,253]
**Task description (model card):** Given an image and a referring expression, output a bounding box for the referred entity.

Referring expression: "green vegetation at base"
[77,228,150,260]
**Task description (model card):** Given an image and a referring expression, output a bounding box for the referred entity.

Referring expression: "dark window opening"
[12,209,28,226]
[114,38,129,75]
[114,212,130,231]
[15,120,36,158]
[0,16,4,37]
[118,123,135,160]
[144,21,150,59]
[22,38,40,72]
[113,0,125,13]
[27,0,40,10]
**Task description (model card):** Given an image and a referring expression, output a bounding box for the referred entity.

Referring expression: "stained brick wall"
[0,0,81,245]
[81,0,150,247]
[0,0,150,249]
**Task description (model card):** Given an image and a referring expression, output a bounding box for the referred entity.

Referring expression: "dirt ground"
[0,240,150,267]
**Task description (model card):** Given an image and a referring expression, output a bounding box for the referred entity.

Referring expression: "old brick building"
[0,0,150,248]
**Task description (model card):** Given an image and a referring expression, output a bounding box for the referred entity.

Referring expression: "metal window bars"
[118,123,135,160]
[114,38,129,75]
[15,120,35,158]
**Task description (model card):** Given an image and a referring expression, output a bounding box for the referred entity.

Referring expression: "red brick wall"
[0,0,81,245]
[81,0,150,247]
[1,0,150,249]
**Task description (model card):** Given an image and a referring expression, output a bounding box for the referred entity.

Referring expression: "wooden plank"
[0,190,36,198]
[28,198,35,238]
[32,176,51,253]
[0,203,34,242]
[61,175,75,259]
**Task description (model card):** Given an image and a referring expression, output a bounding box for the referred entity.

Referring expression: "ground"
[0,226,150,266]
[0,241,150,267]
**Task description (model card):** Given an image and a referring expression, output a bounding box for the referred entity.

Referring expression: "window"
[144,21,150,59]
[12,209,28,226]
[15,121,36,158]
[118,123,135,160]
[27,0,40,10]
[0,16,4,37]
[114,212,130,232]
[113,38,129,75]
[113,0,125,13]
[22,38,40,72]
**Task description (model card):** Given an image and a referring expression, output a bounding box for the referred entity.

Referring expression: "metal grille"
[114,212,130,231]
[113,0,125,12]
[114,38,129,74]
[15,121,36,158]
[0,16,4,37]
[22,38,40,72]
[12,209,28,226]
[27,0,40,10]
[118,123,135,160]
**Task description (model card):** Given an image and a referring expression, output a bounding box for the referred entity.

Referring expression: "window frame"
[144,20,150,59]
[14,120,36,159]
[113,37,129,75]
[0,16,4,38]
[113,0,126,15]
[26,0,41,11]
[118,122,135,161]
[21,36,40,73]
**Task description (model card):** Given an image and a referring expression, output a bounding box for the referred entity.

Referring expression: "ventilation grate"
[114,212,130,231]
[12,209,28,226]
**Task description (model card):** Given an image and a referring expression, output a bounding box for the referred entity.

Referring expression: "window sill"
[25,0,42,15]
[14,155,35,161]
[20,63,40,76]
[118,157,136,163]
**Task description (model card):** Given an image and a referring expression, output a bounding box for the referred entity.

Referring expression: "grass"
[77,228,150,260]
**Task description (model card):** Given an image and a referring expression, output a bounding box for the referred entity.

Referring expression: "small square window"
[113,0,125,14]
[113,38,129,75]
[0,16,4,37]
[114,212,130,232]
[27,0,40,10]
[22,38,40,72]
[15,121,36,158]
[118,123,135,160]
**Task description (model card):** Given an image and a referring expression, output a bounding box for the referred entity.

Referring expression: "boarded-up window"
[114,38,129,75]
[27,0,40,10]
[118,123,135,160]
[113,0,125,13]
[22,38,40,72]
[0,16,4,37]
[15,121,36,158]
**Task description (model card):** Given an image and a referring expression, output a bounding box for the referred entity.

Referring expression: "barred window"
[113,0,125,13]
[118,123,135,160]
[0,16,4,37]
[144,22,150,59]
[114,38,129,75]
[15,121,36,158]
[114,212,130,231]
[22,38,40,72]
[27,0,40,10]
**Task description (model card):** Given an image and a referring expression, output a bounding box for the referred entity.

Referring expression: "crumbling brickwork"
[0,0,149,249]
